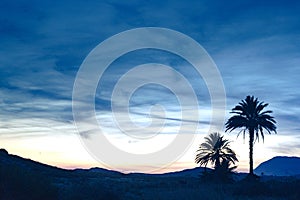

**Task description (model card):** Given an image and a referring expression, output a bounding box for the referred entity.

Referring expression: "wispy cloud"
[0,0,300,172]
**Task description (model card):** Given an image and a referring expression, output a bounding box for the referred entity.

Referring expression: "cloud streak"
[0,0,300,172]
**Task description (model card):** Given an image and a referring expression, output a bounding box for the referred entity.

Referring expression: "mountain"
[127,167,208,178]
[1,149,300,199]
[254,156,300,176]
[0,149,209,199]
[0,148,66,174]
[0,148,205,177]
[0,149,125,200]
[156,167,210,177]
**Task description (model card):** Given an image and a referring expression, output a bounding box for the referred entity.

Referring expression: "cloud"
[0,0,300,171]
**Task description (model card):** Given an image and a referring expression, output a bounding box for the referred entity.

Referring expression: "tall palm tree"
[225,95,277,176]
[195,132,238,171]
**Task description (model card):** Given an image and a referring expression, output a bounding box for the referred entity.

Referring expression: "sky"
[0,0,300,173]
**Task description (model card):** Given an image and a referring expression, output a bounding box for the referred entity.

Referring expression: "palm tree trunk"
[249,127,254,175]
[215,158,220,170]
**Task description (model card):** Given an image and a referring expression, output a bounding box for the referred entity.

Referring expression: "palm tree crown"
[225,95,277,175]
[195,132,238,170]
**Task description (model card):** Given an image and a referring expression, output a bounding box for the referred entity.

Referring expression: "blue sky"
[0,0,300,172]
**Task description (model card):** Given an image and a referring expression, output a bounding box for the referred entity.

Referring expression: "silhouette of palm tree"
[218,159,237,174]
[195,132,238,171]
[225,95,277,176]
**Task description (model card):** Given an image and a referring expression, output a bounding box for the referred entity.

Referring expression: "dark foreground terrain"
[1,149,300,200]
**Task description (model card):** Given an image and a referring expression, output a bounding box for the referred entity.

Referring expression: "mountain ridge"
[1,149,300,199]
[254,156,300,176]
[0,149,206,177]
[2,149,300,177]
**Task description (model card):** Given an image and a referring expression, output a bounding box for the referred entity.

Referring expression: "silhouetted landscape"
[1,149,300,200]
[1,1,300,200]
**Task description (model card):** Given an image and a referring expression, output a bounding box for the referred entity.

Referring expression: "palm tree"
[195,132,238,171]
[225,95,277,176]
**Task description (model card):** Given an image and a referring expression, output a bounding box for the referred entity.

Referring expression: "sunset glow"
[1,0,300,174]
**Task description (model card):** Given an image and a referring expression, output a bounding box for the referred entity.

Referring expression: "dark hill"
[254,156,300,176]
[1,149,300,200]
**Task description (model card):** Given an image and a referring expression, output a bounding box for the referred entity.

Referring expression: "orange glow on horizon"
[1,131,299,174]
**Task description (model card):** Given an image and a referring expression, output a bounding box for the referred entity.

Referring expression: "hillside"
[254,156,300,176]
[1,149,300,200]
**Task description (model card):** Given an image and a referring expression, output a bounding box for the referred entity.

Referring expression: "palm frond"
[195,132,238,170]
[225,95,277,141]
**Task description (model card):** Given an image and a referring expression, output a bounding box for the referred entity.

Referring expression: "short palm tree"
[225,95,277,176]
[195,132,238,171]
